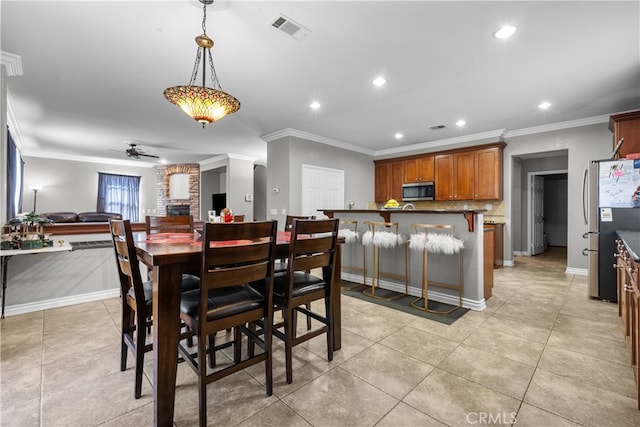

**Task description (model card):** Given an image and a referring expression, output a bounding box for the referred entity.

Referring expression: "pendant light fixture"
[164,0,240,127]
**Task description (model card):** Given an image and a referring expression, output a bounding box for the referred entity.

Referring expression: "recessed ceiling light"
[456,119,466,127]
[310,101,321,110]
[394,132,403,139]
[538,101,552,110]
[493,25,517,39]
[373,76,386,87]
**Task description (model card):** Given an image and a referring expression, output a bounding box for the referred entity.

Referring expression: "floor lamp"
[29,186,42,213]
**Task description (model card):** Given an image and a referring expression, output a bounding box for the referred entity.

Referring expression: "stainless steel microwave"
[402,182,434,201]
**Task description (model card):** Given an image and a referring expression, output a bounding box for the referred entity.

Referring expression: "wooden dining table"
[135,230,343,427]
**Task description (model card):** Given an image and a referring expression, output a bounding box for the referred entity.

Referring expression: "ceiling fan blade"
[138,153,160,159]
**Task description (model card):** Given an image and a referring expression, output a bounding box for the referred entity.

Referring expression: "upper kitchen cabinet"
[435,152,473,200]
[404,156,434,183]
[474,146,503,200]
[610,111,640,159]
[374,160,404,202]
[434,143,505,201]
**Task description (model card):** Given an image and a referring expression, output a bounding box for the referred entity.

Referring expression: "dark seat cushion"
[180,286,265,322]
[128,280,153,306]
[78,212,122,222]
[267,272,326,305]
[129,275,200,307]
[42,212,79,223]
[180,274,200,292]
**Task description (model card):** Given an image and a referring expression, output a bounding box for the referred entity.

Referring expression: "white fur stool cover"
[409,233,464,254]
[362,231,405,248]
[338,228,359,244]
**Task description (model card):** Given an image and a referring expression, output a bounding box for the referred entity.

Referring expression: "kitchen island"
[322,209,489,311]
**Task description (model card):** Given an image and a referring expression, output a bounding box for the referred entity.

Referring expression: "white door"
[301,164,344,217]
[532,175,545,255]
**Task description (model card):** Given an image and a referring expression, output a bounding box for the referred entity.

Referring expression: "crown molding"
[0,51,23,77]
[375,129,507,157]
[504,114,609,138]
[6,90,26,153]
[261,128,375,156]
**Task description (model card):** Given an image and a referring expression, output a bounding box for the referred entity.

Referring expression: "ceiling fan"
[125,143,159,159]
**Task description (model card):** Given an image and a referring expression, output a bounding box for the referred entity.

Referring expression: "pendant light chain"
[163,0,240,126]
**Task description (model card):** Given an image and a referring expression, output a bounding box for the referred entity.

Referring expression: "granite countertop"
[617,230,640,262]
[322,208,487,214]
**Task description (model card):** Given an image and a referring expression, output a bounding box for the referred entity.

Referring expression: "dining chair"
[108,219,199,399]
[177,220,278,427]
[145,214,194,234]
[144,214,200,290]
[277,215,317,330]
[254,218,339,384]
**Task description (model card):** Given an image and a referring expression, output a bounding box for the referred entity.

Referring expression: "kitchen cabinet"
[434,154,454,200]
[610,110,640,159]
[375,142,505,203]
[615,232,640,408]
[474,147,503,200]
[434,152,473,200]
[435,145,503,201]
[483,226,494,299]
[374,160,404,202]
[484,222,504,268]
[404,156,434,183]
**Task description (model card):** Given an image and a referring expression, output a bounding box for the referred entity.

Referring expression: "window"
[6,128,23,219]
[97,173,140,221]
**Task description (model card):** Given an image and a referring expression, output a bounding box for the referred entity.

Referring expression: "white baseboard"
[503,260,515,267]
[566,267,587,276]
[513,251,527,256]
[341,272,486,311]
[4,288,120,317]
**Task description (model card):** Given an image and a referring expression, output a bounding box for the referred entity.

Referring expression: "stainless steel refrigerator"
[584,158,640,302]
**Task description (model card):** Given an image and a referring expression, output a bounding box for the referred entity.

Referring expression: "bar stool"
[408,223,464,314]
[338,220,363,289]
[362,221,408,300]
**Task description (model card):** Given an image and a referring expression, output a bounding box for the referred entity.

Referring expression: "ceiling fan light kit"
[163,0,240,127]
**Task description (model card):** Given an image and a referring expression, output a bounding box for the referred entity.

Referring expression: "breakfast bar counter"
[322,209,489,310]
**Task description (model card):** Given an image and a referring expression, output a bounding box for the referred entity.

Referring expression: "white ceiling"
[2,1,639,166]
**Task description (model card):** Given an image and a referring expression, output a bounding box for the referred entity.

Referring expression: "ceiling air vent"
[271,14,311,40]
[429,125,446,130]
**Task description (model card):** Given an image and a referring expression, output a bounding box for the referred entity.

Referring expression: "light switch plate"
[245,194,253,202]
[270,209,277,215]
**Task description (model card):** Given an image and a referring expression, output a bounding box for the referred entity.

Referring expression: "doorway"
[527,170,568,256]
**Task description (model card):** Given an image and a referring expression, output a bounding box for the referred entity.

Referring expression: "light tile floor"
[2,248,639,426]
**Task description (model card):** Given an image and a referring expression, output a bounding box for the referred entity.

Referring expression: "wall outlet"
[485,204,493,210]
[245,194,253,202]
[281,208,287,215]
[270,209,277,215]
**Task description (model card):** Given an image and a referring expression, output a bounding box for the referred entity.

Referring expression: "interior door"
[301,164,344,217]
[532,175,545,255]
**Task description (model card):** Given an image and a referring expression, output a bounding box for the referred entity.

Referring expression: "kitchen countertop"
[321,208,487,232]
[617,230,640,262]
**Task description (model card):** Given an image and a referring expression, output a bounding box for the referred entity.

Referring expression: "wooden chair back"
[109,219,145,310]
[285,218,339,293]
[284,215,315,231]
[198,221,278,332]
[145,215,194,235]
